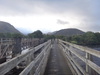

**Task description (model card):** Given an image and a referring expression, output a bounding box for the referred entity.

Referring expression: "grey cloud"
[0,0,100,32]
[89,25,100,32]
[83,24,100,32]
[0,0,40,15]
[0,0,98,15]
[0,0,92,16]
[57,19,69,25]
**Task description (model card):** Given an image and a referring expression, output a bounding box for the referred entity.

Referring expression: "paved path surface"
[44,40,73,75]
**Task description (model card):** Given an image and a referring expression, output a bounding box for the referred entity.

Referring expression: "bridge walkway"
[44,40,73,75]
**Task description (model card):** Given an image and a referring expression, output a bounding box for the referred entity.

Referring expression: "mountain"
[0,21,21,33]
[52,28,85,36]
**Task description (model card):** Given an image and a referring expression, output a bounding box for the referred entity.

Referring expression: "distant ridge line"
[52,28,85,36]
[0,21,21,33]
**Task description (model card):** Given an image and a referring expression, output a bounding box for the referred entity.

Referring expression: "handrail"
[0,38,45,58]
[59,39,100,75]
[0,40,51,75]
[20,40,51,75]
[60,40,100,58]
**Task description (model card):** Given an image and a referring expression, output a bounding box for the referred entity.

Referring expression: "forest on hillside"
[66,32,100,45]
[0,30,100,46]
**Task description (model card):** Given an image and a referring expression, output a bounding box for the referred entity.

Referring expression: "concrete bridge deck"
[44,41,73,75]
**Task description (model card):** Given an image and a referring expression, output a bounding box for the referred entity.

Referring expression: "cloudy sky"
[0,0,100,34]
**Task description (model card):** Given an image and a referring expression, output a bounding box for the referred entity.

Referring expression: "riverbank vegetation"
[0,30,100,45]
[66,32,100,45]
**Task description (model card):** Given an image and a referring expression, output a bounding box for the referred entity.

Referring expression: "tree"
[83,32,97,45]
[0,33,5,38]
[12,33,24,38]
[44,34,55,41]
[94,32,100,44]
[66,31,99,45]
[70,35,84,44]
[56,35,66,41]
[28,30,43,38]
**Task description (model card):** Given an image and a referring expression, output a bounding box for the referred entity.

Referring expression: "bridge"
[0,38,100,75]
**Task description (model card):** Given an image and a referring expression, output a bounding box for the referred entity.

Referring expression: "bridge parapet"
[0,38,45,61]
[59,39,100,75]
[0,40,51,75]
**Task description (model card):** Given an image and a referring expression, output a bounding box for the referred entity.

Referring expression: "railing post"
[86,52,92,74]
[86,52,89,73]
[68,45,72,57]
[29,54,35,75]
[0,38,2,57]
[13,37,22,57]
[27,48,35,75]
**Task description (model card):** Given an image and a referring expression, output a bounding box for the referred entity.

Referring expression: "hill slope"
[53,28,85,36]
[0,21,21,33]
